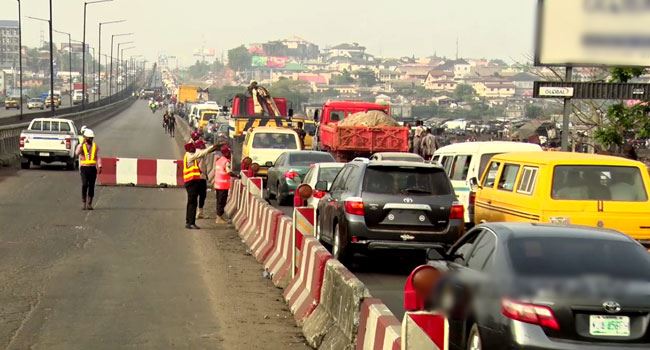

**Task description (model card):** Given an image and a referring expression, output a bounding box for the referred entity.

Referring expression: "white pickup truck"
[19,118,80,170]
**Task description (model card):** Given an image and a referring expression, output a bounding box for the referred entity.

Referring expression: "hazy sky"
[0,0,536,66]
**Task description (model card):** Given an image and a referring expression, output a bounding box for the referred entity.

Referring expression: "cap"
[83,129,95,138]
[195,140,206,149]
[184,142,196,153]
[220,144,231,155]
[191,131,201,141]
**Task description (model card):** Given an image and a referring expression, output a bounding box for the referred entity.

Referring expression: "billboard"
[251,56,288,68]
[252,55,268,67]
[535,0,650,67]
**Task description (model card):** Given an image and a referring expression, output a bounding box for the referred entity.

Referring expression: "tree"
[269,79,311,111]
[227,45,252,72]
[525,105,544,119]
[453,84,475,102]
[354,68,378,87]
[331,69,355,85]
[209,86,246,106]
[188,60,210,79]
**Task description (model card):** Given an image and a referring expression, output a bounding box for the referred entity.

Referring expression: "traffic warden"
[183,141,218,229]
[192,132,209,219]
[75,129,101,210]
[214,144,236,224]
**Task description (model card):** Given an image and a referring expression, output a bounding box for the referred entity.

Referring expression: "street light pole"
[120,47,134,92]
[97,20,124,101]
[82,0,112,110]
[54,30,72,106]
[116,41,133,93]
[27,12,55,116]
[17,0,23,118]
[109,33,132,102]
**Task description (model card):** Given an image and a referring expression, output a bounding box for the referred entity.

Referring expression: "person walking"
[183,141,218,229]
[168,113,176,138]
[420,128,439,161]
[75,129,101,210]
[194,139,209,219]
[413,126,424,156]
[214,144,235,224]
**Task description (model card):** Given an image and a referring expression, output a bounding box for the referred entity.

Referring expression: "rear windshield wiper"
[402,188,433,194]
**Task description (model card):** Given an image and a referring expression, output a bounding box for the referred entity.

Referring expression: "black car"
[423,223,650,350]
[316,159,464,263]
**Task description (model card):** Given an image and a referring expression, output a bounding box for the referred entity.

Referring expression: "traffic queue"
[158,75,650,349]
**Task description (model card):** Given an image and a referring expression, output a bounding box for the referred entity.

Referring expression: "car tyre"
[65,159,75,171]
[467,323,482,350]
[276,182,288,206]
[32,159,41,166]
[20,159,30,169]
[332,222,351,264]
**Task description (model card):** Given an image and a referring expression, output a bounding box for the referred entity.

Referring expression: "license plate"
[589,315,630,336]
[39,152,50,157]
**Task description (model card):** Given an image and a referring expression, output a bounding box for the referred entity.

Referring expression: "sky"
[0,0,537,66]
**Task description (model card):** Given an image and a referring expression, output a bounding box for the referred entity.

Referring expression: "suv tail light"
[502,298,560,330]
[284,170,300,180]
[344,198,365,216]
[449,203,464,220]
[65,138,71,150]
[19,136,26,148]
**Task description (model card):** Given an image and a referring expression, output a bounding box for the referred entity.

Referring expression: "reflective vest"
[214,156,231,190]
[80,142,97,166]
[183,153,202,183]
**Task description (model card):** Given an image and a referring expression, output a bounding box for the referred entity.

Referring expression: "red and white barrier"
[98,157,183,187]
[233,191,250,231]
[283,236,331,323]
[356,298,401,350]
[250,205,284,262]
[248,177,263,198]
[292,206,315,278]
[401,312,448,350]
[224,179,241,219]
[263,216,293,288]
[240,197,265,242]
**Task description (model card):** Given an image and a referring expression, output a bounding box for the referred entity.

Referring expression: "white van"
[432,141,543,226]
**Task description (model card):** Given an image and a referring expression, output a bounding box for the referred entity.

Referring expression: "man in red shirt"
[75,129,102,210]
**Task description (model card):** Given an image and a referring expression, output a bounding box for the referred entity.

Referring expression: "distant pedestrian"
[75,129,101,210]
[194,139,208,219]
[413,126,424,156]
[214,144,235,224]
[168,114,176,137]
[623,144,638,161]
[420,128,439,161]
[183,142,218,230]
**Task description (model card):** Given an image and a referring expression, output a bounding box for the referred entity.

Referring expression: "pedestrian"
[194,139,208,219]
[413,126,424,156]
[168,113,176,137]
[293,121,307,149]
[405,123,413,152]
[214,144,236,224]
[623,144,638,160]
[75,129,101,210]
[420,128,439,161]
[183,141,218,229]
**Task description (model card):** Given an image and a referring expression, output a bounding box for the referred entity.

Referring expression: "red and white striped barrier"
[283,236,331,323]
[250,205,284,262]
[401,312,448,350]
[240,197,265,242]
[292,206,315,278]
[224,179,241,219]
[263,216,293,288]
[98,157,183,187]
[233,191,250,231]
[356,298,401,350]
[248,176,264,198]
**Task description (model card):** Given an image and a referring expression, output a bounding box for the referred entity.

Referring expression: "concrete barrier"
[98,157,183,187]
[263,216,293,288]
[302,259,371,349]
[356,298,401,350]
[232,190,249,231]
[224,179,241,219]
[283,237,331,323]
[401,312,448,350]
[250,205,284,262]
[240,197,264,242]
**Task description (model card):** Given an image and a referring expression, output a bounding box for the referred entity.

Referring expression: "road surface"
[0,100,308,350]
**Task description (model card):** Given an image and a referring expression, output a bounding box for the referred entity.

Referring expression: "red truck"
[230,94,288,117]
[316,101,409,162]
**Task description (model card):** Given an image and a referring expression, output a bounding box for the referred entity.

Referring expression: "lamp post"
[97,19,124,101]
[17,0,23,118]
[116,41,133,93]
[120,47,134,92]
[26,13,55,115]
[82,0,112,110]
[53,30,73,106]
[109,33,132,102]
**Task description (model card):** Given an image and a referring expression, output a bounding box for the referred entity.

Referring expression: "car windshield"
[29,99,40,102]
[319,167,343,183]
[508,237,650,280]
[252,132,297,149]
[552,165,648,201]
[288,153,335,166]
[362,166,453,195]
[201,112,218,121]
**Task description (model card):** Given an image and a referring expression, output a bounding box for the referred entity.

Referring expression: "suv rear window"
[363,166,453,196]
[288,153,335,166]
[508,237,650,279]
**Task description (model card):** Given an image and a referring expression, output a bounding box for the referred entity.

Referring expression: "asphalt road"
[272,200,416,321]
[0,100,308,350]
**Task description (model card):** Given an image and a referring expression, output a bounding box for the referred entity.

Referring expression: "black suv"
[315,160,464,263]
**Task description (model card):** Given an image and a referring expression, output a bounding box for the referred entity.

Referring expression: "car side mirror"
[265,161,274,167]
[315,180,329,192]
[469,177,482,190]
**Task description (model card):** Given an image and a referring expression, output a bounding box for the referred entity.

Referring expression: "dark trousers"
[80,166,97,201]
[197,179,207,209]
[185,180,201,225]
[169,123,175,137]
[216,189,228,217]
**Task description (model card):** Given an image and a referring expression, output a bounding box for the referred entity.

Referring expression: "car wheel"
[332,222,350,264]
[20,159,30,169]
[467,324,481,350]
[276,182,287,205]
[32,159,41,166]
[65,159,75,171]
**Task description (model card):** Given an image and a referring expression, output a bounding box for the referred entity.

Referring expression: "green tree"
[188,60,210,79]
[331,69,355,85]
[227,45,252,72]
[453,84,475,102]
[269,79,311,111]
[209,85,247,106]
[525,105,544,119]
[354,68,378,87]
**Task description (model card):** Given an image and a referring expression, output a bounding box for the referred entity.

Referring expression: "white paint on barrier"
[156,159,178,186]
[116,158,137,185]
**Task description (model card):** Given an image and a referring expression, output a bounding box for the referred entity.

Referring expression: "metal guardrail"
[0,91,138,162]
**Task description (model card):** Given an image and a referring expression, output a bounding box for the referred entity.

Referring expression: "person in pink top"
[75,129,102,210]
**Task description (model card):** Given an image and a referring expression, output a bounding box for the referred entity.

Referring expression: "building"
[0,20,19,70]
[472,81,516,98]
[323,43,367,60]
[424,70,455,90]
[394,64,432,84]
[261,36,320,60]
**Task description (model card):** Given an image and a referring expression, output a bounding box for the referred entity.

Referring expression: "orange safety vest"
[80,143,97,166]
[183,153,202,183]
[214,156,231,190]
